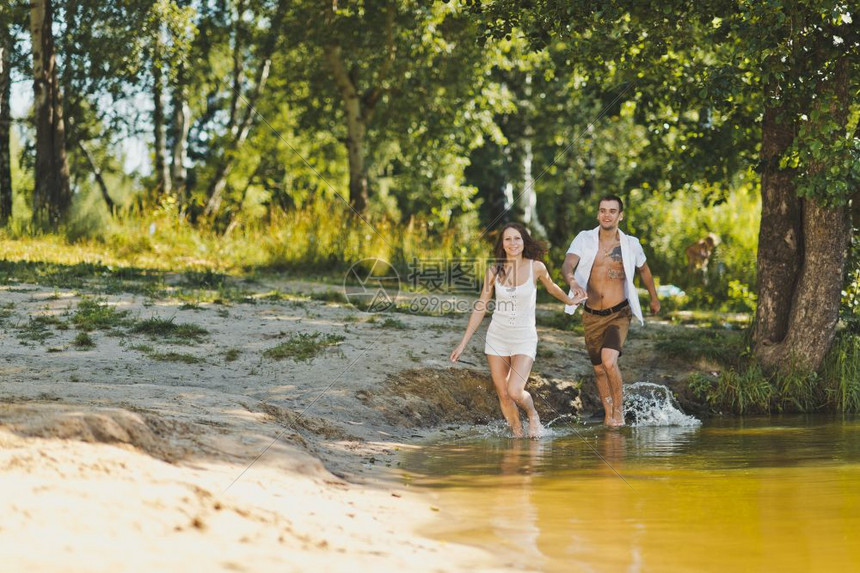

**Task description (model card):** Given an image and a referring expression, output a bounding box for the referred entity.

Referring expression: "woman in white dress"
[450,223,582,438]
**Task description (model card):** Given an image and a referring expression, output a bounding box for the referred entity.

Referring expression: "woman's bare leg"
[507,355,542,438]
[487,354,522,437]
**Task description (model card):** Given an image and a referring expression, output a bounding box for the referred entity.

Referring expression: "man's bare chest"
[591,242,625,280]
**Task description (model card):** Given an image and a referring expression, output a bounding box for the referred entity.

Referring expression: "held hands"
[568,282,587,303]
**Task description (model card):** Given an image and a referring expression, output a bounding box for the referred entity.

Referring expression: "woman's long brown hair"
[492,223,547,281]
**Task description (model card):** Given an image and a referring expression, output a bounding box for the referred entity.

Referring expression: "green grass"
[224,348,241,362]
[130,317,209,342]
[823,332,860,413]
[263,332,346,362]
[707,364,774,415]
[72,297,131,331]
[378,317,408,329]
[16,315,68,343]
[147,351,202,364]
[0,302,14,323]
[72,332,96,349]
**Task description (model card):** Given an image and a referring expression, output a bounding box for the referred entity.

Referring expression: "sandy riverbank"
[0,276,697,571]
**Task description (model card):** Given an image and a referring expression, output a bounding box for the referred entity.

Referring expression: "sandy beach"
[0,275,695,571]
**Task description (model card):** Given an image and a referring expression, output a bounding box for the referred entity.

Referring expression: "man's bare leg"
[508,355,542,438]
[601,348,625,427]
[592,365,614,425]
[487,355,522,437]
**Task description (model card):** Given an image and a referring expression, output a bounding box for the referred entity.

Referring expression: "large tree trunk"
[0,22,12,225]
[754,57,852,373]
[753,86,801,350]
[30,0,71,229]
[758,201,851,370]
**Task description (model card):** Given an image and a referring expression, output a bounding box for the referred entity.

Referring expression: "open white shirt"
[564,226,648,325]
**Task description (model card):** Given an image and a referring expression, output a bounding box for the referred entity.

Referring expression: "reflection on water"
[402,416,860,571]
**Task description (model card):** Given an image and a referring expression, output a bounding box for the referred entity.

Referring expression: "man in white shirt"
[562,195,661,426]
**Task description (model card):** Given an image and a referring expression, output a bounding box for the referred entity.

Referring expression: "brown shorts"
[582,305,632,366]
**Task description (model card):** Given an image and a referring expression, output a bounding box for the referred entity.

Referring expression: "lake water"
[400,411,860,571]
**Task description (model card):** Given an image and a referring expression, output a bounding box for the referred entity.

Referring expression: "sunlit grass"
[0,198,490,299]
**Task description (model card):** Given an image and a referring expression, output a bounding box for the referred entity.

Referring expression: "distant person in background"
[562,195,660,427]
[451,223,583,438]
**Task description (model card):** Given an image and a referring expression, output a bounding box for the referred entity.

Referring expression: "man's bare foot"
[511,425,524,438]
[608,410,626,427]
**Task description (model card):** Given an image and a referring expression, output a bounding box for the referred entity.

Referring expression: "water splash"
[624,382,701,427]
[544,413,578,428]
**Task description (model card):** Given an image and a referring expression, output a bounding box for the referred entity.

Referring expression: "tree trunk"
[30,0,71,229]
[519,74,546,238]
[204,0,285,219]
[228,0,246,134]
[0,23,12,225]
[752,89,801,351]
[324,44,369,214]
[170,79,190,202]
[754,56,852,373]
[152,34,171,197]
[757,200,851,371]
[77,139,115,214]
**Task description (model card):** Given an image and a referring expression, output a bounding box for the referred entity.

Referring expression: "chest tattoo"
[605,245,622,262]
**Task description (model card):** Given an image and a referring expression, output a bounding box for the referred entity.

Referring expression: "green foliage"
[627,182,760,310]
[263,332,346,362]
[842,231,860,334]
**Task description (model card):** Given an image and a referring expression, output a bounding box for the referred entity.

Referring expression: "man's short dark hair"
[598,194,624,212]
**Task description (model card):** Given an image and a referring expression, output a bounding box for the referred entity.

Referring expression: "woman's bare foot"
[527,412,542,439]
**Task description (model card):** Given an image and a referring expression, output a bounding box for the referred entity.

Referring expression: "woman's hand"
[450,342,466,363]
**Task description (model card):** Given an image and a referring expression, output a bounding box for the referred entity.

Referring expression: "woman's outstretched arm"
[535,261,583,306]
